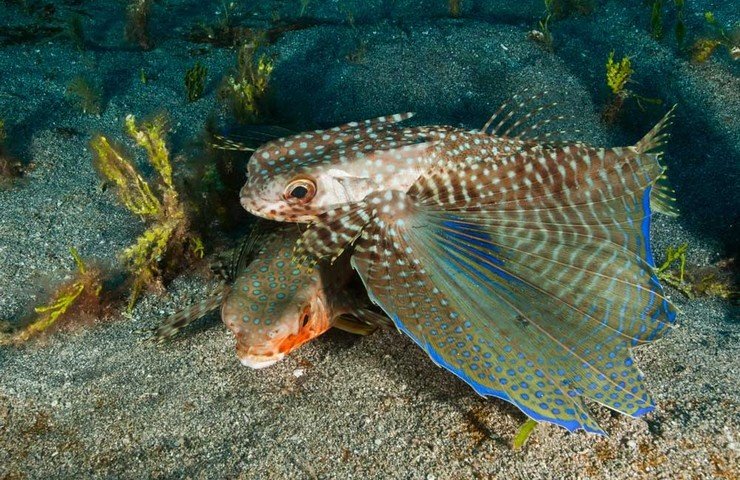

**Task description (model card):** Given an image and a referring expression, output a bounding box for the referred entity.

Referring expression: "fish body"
[240,100,679,434]
[154,221,387,368]
[240,93,568,223]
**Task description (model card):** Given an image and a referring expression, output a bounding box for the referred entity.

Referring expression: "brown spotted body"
[239,112,542,224]
[240,114,454,222]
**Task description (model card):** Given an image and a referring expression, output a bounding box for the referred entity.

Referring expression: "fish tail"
[634,105,679,217]
[153,284,230,342]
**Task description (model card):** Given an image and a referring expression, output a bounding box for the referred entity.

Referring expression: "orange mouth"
[235,300,333,369]
[277,306,330,354]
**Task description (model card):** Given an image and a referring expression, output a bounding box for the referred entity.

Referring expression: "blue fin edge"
[641,185,679,341]
[392,316,608,435]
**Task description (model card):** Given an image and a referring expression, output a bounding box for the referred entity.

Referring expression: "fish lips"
[239,352,285,369]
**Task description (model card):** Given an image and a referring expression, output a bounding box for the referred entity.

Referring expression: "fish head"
[223,283,332,369]
[221,227,338,368]
[240,115,441,222]
[240,142,339,222]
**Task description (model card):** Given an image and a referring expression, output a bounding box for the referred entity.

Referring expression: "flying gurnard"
[238,95,679,434]
[154,221,388,368]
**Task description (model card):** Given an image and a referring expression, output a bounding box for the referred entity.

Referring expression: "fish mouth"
[239,352,285,369]
[238,187,259,215]
[238,185,319,222]
[235,335,288,370]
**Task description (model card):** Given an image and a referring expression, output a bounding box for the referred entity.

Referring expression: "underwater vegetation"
[187,1,267,48]
[125,0,154,50]
[602,51,661,122]
[605,52,633,97]
[529,1,554,52]
[66,75,103,115]
[91,114,203,310]
[0,119,24,182]
[184,61,208,102]
[656,244,737,301]
[529,0,594,52]
[644,3,739,62]
[512,419,539,451]
[691,12,740,63]
[220,40,275,123]
[65,13,85,51]
[187,3,317,49]
[448,0,461,18]
[7,248,104,343]
[647,0,685,42]
[184,128,250,232]
[548,0,594,18]
[0,23,62,47]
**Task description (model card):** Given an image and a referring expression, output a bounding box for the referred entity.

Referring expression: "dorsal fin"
[635,105,676,154]
[210,134,255,152]
[209,125,296,152]
[481,90,579,145]
[482,90,548,135]
[231,219,286,278]
[332,112,416,134]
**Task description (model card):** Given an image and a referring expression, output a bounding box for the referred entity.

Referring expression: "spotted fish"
[239,101,679,434]
[241,92,677,222]
[154,221,388,368]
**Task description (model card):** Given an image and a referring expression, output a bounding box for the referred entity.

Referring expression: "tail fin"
[153,284,230,342]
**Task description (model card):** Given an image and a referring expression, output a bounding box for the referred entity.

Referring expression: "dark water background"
[1,0,738,256]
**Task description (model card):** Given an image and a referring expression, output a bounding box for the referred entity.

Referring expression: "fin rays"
[432,219,673,343]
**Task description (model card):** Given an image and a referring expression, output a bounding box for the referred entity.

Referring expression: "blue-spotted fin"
[243,98,679,434]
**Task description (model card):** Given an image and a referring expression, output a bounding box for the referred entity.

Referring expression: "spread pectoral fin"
[294,109,677,434]
[297,191,675,433]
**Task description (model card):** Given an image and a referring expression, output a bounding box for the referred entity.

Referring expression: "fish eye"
[291,185,308,198]
[284,177,317,203]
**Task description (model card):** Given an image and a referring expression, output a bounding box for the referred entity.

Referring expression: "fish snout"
[239,352,285,369]
[239,184,257,213]
[235,335,288,369]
